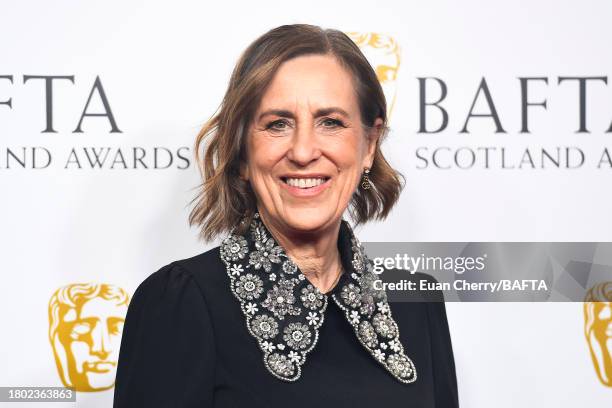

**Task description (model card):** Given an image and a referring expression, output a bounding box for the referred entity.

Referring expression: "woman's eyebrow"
[257,109,294,121]
[256,107,350,122]
[315,107,350,118]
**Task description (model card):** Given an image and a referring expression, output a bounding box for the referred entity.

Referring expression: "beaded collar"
[219,212,417,384]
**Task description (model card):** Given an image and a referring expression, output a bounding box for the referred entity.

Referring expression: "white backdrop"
[1,0,611,406]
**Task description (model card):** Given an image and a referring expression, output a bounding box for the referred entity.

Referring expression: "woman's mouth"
[279,175,331,197]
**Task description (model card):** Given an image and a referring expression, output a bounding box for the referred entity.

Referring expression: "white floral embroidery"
[283,323,312,350]
[306,312,320,326]
[288,351,301,363]
[221,235,249,261]
[377,301,390,314]
[331,235,417,383]
[267,353,295,377]
[282,259,298,274]
[250,314,279,339]
[220,213,416,384]
[262,278,301,319]
[230,263,244,276]
[388,339,402,352]
[351,242,366,272]
[358,320,378,348]
[340,283,361,308]
[246,302,258,315]
[300,284,324,310]
[387,354,415,380]
[262,341,276,352]
[235,274,264,300]
[249,234,283,272]
[372,313,398,339]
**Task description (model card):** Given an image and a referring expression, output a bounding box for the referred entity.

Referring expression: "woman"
[114,24,458,407]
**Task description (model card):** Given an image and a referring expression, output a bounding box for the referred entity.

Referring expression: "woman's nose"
[285,122,322,165]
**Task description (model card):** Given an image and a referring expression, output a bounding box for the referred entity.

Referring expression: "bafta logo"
[584,281,612,387]
[48,283,130,392]
[346,32,401,118]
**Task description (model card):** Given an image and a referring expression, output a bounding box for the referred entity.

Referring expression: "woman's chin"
[277,208,339,233]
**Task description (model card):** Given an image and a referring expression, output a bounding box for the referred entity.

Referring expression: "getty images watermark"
[371,253,548,293]
[362,242,612,302]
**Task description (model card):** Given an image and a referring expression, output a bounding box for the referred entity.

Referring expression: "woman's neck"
[258,210,343,293]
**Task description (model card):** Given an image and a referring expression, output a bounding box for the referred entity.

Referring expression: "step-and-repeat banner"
[1,1,611,406]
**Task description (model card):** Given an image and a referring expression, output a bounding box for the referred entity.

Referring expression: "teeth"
[284,177,327,188]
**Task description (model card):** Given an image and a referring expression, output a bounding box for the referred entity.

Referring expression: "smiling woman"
[113,23,459,408]
[242,52,385,240]
[188,26,403,248]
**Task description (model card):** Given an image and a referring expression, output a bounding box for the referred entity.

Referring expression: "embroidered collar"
[219,212,417,384]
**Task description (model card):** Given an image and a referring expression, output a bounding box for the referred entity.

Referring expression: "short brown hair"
[188,24,405,242]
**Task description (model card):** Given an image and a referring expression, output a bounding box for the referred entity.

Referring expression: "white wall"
[1,0,610,406]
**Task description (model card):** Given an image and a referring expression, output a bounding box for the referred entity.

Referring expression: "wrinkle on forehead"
[254,54,359,122]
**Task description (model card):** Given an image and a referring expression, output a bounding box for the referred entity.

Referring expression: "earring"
[361,167,371,190]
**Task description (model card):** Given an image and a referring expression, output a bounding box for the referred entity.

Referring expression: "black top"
[114,214,459,407]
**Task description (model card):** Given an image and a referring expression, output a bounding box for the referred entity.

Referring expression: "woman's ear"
[363,117,383,168]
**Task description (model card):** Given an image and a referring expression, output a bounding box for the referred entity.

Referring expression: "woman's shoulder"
[115,252,218,407]
[122,246,228,343]
[174,245,223,278]
[135,245,227,305]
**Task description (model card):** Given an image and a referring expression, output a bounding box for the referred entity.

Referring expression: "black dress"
[113,214,459,407]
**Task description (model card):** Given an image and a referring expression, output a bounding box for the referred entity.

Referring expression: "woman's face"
[242,54,381,235]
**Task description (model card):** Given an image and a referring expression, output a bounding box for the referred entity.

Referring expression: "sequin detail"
[220,212,417,383]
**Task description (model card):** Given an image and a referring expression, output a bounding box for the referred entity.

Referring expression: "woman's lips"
[279,177,331,197]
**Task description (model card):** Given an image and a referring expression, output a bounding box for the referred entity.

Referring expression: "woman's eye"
[321,118,343,128]
[266,119,290,131]
[264,118,343,132]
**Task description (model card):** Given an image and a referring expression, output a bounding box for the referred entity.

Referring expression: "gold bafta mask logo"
[345,32,401,118]
[584,281,612,387]
[48,283,130,392]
